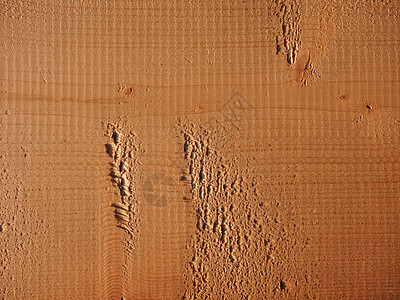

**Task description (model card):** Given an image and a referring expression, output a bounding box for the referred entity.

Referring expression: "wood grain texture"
[1,0,399,299]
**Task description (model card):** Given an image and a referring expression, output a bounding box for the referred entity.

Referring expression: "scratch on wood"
[105,122,142,298]
[275,0,302,65]
[105,123,140,239]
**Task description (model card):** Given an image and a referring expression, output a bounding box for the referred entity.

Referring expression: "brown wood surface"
[1,1,399,299]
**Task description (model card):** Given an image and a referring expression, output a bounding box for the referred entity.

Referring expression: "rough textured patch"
[105,122,142,298]
[275,0,302,65]
[180,124,317,299]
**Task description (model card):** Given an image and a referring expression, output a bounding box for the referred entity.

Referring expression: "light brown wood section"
[1,0,399,299]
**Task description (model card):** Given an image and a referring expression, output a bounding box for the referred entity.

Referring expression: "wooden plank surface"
[1,0,399,299]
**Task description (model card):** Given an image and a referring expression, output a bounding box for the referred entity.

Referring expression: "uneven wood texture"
[1,0,399,299]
